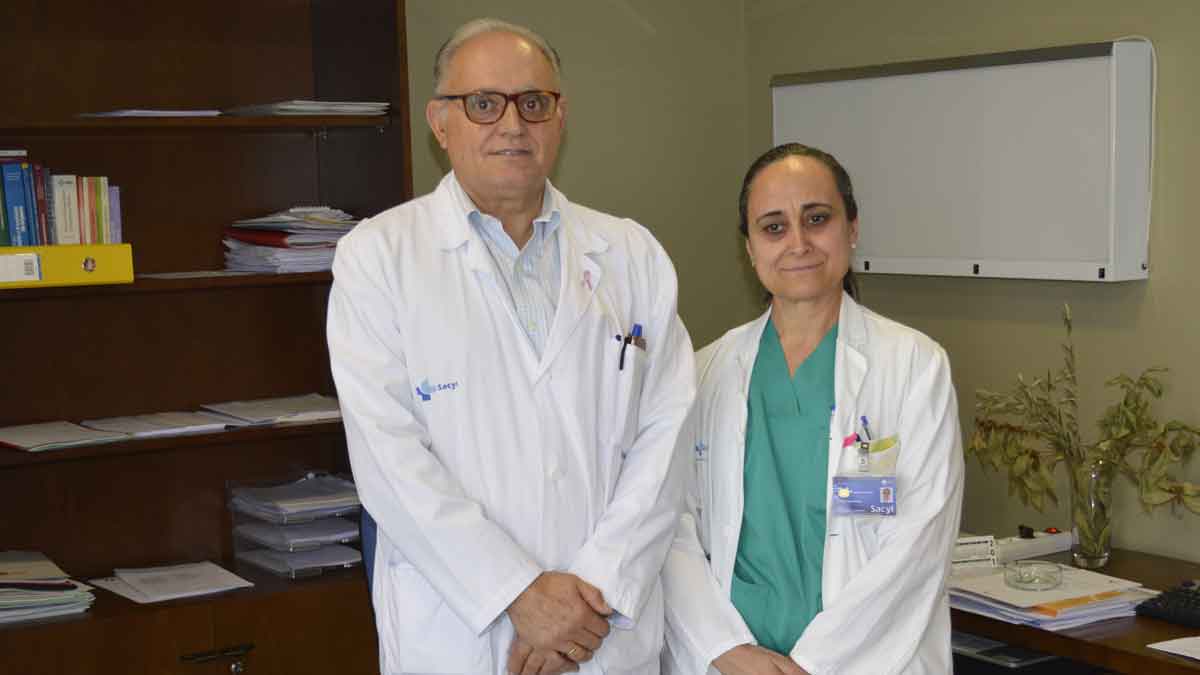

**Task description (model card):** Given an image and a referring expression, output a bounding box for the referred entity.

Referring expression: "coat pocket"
[604,338,649,454]
[379,560,492,674]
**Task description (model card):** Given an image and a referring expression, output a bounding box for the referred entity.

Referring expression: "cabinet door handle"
[180,642,255,664]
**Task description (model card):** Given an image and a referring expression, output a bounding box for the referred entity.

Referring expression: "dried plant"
[967,305,1200,559]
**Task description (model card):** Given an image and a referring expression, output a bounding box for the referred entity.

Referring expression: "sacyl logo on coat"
[415,378,460,402]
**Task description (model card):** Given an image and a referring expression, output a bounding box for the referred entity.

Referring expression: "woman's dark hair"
[738,142,859,300]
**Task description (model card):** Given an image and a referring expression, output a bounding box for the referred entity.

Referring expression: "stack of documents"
[223,100,389,116]
[0,551,95,624]
[950,565,1156,631]
[81,411,237,439]
[223,207,358,273]
[201,393,340,425]
[0,421,125,452]
[90,561,253,604]
[229,473,360,524]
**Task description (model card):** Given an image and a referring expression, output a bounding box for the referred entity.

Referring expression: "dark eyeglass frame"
[436,90,562,124]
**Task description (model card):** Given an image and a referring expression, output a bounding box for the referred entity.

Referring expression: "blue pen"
[860,415,873,441]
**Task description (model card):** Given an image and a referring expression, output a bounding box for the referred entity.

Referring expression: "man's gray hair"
[433,18,562,94]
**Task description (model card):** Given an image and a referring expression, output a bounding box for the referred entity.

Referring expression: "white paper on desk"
[950,565,1141,608]
[98,561,252,603]
[1149,636,1200,661]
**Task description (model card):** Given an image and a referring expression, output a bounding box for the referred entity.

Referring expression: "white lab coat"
[662,294,964,675]
[327,173,695,675]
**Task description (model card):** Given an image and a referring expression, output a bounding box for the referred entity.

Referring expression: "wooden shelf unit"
[0,1,411,672]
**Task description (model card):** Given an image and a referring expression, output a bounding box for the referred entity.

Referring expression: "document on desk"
[950,566,1154,631]
[1149,637,1200,661]
[951,565,1142,608]
[90,561,252,604]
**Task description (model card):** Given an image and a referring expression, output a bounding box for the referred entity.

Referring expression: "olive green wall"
[406,1,757,346]
[746,0,1200,562]
[405,1,1200,563]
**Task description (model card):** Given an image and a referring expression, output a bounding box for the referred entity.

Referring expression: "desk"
[952,549,1200,674]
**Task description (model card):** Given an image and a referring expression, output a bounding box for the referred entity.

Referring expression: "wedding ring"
[566,646,580,659]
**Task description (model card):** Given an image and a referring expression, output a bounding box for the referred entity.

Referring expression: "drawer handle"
[180,642,255,664]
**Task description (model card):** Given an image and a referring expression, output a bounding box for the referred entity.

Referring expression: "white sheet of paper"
[1148,636,1200,661]
[97,561,252,603]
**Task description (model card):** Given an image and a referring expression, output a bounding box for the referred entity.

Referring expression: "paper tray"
[235,544,361,579]
[233,517,360,553]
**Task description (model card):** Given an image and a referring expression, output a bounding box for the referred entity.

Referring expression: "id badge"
[831,475,897,516]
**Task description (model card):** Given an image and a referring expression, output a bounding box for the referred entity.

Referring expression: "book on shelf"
[1,161,31,247]
[0,243,133,289]
[20,162,38,245]
[32,164,49,245]
[51,175,81,245]
[0,421,126,452]
[108,185,122,243]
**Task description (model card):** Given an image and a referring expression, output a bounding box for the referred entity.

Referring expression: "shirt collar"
[447,173,563,247]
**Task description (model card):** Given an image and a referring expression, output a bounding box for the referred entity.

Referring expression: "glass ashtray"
[1003,560,1063,591]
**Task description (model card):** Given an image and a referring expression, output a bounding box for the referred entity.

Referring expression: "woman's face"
[744,156,858,306]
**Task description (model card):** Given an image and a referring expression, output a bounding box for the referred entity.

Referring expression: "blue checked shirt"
[452,179,562,358]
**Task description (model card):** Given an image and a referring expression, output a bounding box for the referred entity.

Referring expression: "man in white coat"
[327,18,696,675]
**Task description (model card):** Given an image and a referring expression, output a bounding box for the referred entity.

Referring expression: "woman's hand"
[713,644,808,675]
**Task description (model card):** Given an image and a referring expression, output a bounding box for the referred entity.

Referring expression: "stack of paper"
[0,421,125,452]
[223,100,389,116]
[0,551,95,624]
[950,565,1156,631]
[223,207,358,273]
[90,561,253,604]
[229,473,360,524]
[200,393,340,425]
[81,411,237,439]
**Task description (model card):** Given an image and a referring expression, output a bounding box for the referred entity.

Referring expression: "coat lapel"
[829,293,869,486]
[535,214,608,382]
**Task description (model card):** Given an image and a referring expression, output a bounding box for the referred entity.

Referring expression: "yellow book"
[0,244,133,289]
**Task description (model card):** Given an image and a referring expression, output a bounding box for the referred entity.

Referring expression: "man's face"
[426,31,566,207]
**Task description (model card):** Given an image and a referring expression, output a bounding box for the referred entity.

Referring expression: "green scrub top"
[731,317,836,654]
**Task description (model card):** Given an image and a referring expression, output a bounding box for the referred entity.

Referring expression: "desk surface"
[952,549,1200,674]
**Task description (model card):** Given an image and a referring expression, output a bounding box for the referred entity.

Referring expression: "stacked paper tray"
[227,473,363,580]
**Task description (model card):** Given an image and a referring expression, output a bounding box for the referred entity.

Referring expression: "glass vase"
[1068,457,1114,569]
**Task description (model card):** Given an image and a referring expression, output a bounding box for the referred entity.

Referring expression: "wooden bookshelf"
[0,116,393,134]
[0,1,409,672]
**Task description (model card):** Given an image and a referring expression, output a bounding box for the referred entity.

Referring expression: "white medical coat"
[662,294,963,675]
[327,173,695,674]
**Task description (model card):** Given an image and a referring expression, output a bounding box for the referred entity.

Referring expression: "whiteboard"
[771,41,1152,281]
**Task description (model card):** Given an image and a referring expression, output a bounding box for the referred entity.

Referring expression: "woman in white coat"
[662,143,964,675]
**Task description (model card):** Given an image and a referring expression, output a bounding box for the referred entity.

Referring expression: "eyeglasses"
[437,90,561,124]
